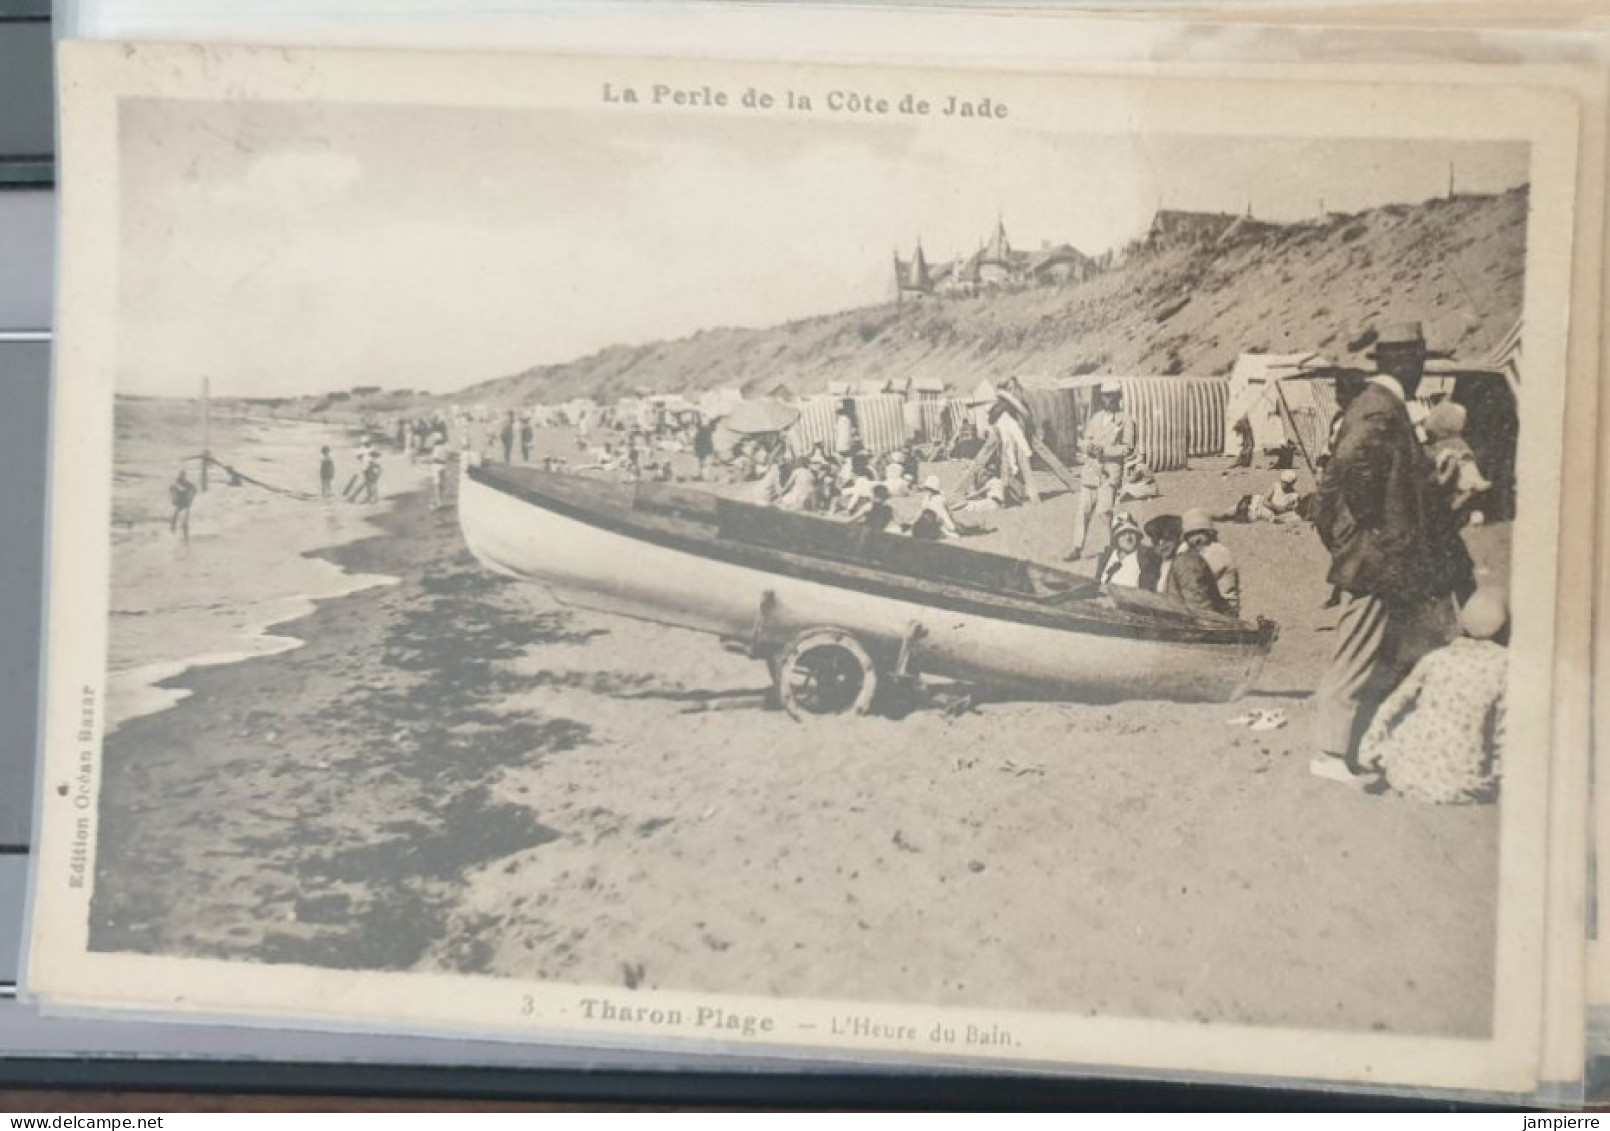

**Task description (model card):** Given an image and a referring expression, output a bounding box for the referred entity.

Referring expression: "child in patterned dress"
[1357,588,1508,804]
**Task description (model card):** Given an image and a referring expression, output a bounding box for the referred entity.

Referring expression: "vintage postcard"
[26,40,1590,1094]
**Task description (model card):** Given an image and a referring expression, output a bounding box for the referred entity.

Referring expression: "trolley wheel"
[774,628,879,720]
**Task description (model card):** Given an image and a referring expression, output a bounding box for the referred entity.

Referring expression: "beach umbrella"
[723,398,801,436]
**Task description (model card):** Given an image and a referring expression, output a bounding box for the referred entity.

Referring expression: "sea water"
[106,401,420,730]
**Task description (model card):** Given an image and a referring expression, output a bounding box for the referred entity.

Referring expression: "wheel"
[774,628,879,720]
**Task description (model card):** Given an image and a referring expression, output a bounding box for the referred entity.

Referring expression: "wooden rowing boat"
[459,462,1276,709]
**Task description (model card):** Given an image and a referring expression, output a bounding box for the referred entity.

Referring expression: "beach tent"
[1064,375,1230,471]
[903,396,925,443]
[1262,373,1341,474]
[1016,377,1083,464]
[1277,320,1521,493]
[854,393,911,453]
[907,396,971,448]
[787,393,909,455]
[911,377,948,400]
[787,395,839,455]
[1224,352,1332,455]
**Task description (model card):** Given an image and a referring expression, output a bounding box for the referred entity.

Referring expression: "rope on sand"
[182,453,323,502]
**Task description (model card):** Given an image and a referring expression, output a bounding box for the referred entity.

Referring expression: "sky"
[117,98,1529,398]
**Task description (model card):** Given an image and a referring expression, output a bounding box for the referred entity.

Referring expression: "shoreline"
[90,463,1501,1039]
[105,412,425,732]
[92,485,569,968]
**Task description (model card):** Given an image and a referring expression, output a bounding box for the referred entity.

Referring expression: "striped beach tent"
[786,395,839,455]
[908,396,971,447]
[1065,376,1230,471]
[787,393,911,455]
[854,394,911,453]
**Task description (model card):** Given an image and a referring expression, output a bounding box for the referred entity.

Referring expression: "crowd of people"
[731,440,976,541]
[1041,321,1506,805]
[336,318,1507,805]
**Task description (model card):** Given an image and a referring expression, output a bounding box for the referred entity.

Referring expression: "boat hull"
[458,468,1272,703]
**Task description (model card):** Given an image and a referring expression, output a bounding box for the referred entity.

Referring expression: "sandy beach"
[89,417,1505,1040]
[107,401,418,728]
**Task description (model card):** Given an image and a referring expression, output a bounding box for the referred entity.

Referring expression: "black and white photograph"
[27,42,1586,1093]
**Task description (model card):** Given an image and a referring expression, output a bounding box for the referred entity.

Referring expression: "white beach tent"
[1224,352,1332,454]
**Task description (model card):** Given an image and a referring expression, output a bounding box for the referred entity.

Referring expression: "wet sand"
[91,435,1503,1039]
[107,402,415,728]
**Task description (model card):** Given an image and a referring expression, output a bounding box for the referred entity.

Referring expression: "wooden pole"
[1273,379,1318,478]
[200,376,210,492]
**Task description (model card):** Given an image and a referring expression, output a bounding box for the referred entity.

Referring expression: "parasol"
[722,398,801,436]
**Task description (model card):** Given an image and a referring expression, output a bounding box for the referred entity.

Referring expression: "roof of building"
[981,218,1012,265]
[1148,209,1240,242]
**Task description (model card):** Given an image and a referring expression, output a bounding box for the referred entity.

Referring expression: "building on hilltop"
[1146,208,1242,247]
[893,217,1096,301]
[1146,205,1288,250]
[893,243,934,301]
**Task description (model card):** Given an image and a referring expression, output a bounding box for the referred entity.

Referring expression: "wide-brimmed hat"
[1144,514,1183,543]
[1279,469,1299,485]
[921,474,943,493]
[1182,508,1215,537]
[1366,321,1427,358]
[1110,512,1142,541]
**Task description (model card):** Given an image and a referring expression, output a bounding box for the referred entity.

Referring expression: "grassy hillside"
[458,186,1527,409]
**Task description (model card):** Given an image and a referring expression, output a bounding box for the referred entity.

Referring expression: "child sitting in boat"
[1094,512,1160,589]
[1357,587,1507,804]
[1163,511,1238,619]
[1143,514,1183,595]
[1183,509,1239,615]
